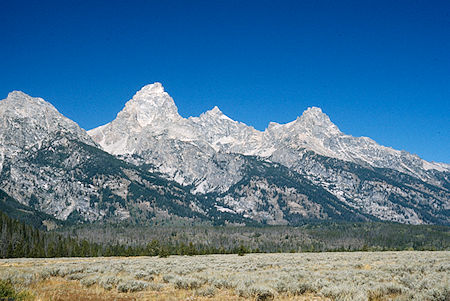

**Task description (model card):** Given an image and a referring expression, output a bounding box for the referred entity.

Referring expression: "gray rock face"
[88,83,252,194]
[0,91,95,172]
[88,83,449,225]
[0,91,208,223]
[0,92,101,220]
[0,86,448,225]
[272,150,449,224]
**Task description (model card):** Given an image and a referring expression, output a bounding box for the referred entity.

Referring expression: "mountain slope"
[88,83,449,225]
[0,136,211,223]
[0,91,95,173]
[271,150,449,224]
[0,189,62,230]
[0,86,448,225]
[0,91,213,224]
[89,83,449,183]
[206,156,373,225]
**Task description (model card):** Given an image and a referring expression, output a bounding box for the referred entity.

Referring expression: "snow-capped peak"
[304,106,324,114]
[87,83,185,155]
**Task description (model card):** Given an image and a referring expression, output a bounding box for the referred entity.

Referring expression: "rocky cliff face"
[88,83,449,225]
[0,85,448,226]
[0,91,95,173]
[0,91,209,224]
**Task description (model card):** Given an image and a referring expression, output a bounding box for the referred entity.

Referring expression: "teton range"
[0,83,449,227]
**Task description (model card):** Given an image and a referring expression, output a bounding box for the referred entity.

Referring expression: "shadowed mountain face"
[0,84,448,226]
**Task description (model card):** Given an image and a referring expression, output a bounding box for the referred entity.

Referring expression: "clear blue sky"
[1,0,449,163]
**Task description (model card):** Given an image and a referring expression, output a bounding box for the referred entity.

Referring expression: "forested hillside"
[60,222,450,253]
[2,209,448,259]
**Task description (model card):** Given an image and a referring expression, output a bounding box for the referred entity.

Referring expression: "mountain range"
[0,83,448,228]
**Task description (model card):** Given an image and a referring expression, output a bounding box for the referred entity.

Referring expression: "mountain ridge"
[86,83,449,225]
[88,83,449,177]
[0,84,448,226]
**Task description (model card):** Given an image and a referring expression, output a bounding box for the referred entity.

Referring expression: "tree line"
[1,210,449,259]
[0,211,251,258]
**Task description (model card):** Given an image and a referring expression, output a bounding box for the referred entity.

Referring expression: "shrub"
[0,279,33,301]
[275,279,312,295]
[98,276,118,290]
[418,286,450,301]
[321,284,361,301]
[174,276,204,290]
[212,278,233,289]
[67,273,86,280]
[195,285,216,297]
[134,271,154,281]
[238,283,275,300]
[0,280,15,298]
[80,276,98,287]
[38,270,51,280]
[250,285,275,301]
[162,274,175,283]
[117,279,148,292]
[147,283,164,291]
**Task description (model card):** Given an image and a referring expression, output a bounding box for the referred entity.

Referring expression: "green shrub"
[0,280,34,300]
[0,280,15,298]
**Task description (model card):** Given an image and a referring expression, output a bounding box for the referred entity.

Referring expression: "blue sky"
[0,0,449,163]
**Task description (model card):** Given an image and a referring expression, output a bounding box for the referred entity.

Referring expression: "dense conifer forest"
[1,210,449,258]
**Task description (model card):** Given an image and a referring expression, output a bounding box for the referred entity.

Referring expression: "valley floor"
[0,251,448,301]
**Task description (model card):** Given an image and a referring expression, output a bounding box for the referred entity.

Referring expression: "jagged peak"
[305,106,323,113]
[3,90,55,113]
[116,82,181,128]
[5,90,46,104]
[128,82,172,105]
[210,106,222,114]
[127,82,171,106]
[267,121,282,130]
[297,106,338,128]
[7,90,31,99]
[200,105,233,122]
[134,82,165,97]
[205,106,226,116]
[265,107,337,133]
[301,106,327,119]
[1,90,96,148]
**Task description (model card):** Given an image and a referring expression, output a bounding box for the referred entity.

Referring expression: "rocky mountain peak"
[0,91,96,161]
[118,83,181,128]
[1,85,449,226]
[1,91,70,124]
[133,82,165,97]
[7,90,33,99]
[299,106,331,123]
[199,106,233,122]
[294,106,341,134]
[210,106,222,114]
[3,91,55,113]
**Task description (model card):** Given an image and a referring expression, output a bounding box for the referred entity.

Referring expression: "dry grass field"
[0,251,448,301]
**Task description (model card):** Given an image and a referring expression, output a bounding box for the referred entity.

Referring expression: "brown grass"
[29,278,329,301]
[4,252,447,301]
